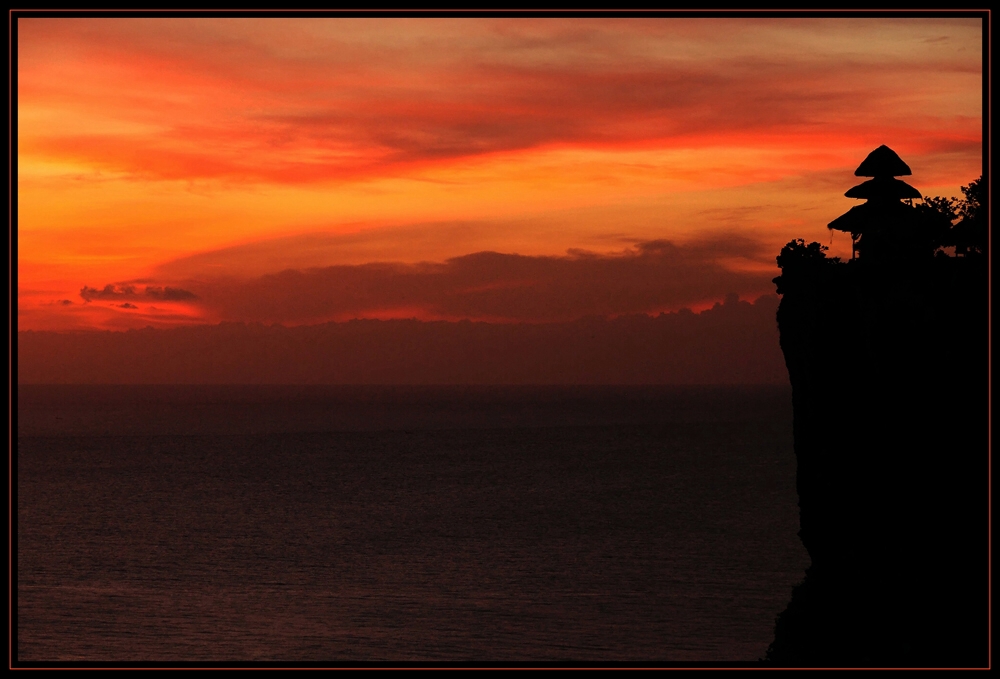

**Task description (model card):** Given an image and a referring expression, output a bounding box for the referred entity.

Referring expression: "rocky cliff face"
[765,243,988,667]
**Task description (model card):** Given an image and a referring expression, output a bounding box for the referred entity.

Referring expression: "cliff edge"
[765,148,989,667]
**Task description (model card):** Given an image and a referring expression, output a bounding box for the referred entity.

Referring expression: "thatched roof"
[855,145,912,177]
[845,177,921,200]
[828,199,917,233]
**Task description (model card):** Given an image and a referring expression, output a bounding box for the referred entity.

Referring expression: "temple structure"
[827,145,925,260]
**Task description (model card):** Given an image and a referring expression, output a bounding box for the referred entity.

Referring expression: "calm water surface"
[17,385,808,663]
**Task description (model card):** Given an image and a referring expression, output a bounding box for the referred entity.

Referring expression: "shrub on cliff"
[772,240,841,295]
[916,176,986,257]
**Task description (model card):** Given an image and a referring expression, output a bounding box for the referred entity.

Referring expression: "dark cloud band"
[187,236,774,324]
[80,284,197,302]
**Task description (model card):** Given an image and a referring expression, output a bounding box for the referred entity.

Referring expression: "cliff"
[765,242,988,666]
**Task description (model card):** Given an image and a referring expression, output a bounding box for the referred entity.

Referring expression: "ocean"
[16,385,808,663]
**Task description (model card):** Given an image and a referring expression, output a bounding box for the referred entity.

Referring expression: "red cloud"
[19,18,982,185]
[165,236,777,325]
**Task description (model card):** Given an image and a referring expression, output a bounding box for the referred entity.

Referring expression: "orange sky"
[16,17,983,330]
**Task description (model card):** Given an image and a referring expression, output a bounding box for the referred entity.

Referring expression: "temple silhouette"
[766,147,988,667]
[829,145,924,260]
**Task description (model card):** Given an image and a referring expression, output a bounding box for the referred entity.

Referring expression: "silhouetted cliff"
[765,241,988,666]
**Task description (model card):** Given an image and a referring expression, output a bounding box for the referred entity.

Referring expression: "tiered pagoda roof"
[853,144,912,177]
[828,146,925,248]
[844,177,921,200]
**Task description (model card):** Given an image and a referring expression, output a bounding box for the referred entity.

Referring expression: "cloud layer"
[20,18,982,185]
[19,294,787,385]
[17,18,983,331]
[76,236,776,325]
[79,284,198,302]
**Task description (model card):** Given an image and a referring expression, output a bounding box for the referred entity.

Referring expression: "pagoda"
[828,145,924,260]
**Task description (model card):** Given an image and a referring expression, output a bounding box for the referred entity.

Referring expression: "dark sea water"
[17,385,809,664]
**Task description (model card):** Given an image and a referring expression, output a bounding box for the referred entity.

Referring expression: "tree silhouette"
[915,175,985,256]
[953,176,986,256]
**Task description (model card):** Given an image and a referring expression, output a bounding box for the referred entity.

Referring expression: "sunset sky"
[17,16,983,330]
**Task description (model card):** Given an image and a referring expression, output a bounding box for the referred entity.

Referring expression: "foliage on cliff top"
[915,175,986,256]
[772,240,842,295]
